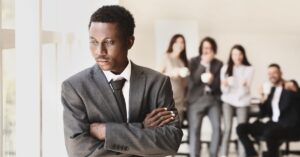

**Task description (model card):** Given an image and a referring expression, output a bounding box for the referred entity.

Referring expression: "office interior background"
[1,0,300,157]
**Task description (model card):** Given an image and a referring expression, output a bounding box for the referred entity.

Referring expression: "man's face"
[268,67,282,85]
[201,41,215,63]
[89,22,132,74]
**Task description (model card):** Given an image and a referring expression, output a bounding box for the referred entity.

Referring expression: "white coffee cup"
[179,67,190,77]
[201,73,211,83]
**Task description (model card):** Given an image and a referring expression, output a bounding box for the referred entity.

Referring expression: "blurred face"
[172,37,185,55]
[89,22,133,74]
[231,48,244,65]
[268,67,282,85]
[201,41,215,63]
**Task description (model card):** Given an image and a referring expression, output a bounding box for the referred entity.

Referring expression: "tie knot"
[110,78,126,90]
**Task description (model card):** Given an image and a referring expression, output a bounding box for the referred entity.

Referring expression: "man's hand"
[90,123,106,140]
[222,80,229,87]
[143,108,176,128]
[201,72,214,84]
[285,81,297,92]
[206,73,214,84]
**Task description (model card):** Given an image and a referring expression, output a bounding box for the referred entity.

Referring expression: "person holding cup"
[187,37,223,157]
[220,44,254,157]
[160,34,190,125]
[237,64,300,157]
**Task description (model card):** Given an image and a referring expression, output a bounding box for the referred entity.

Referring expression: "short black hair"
[199,37,217,56]
[88,5,135,38]
[268,63,281,70]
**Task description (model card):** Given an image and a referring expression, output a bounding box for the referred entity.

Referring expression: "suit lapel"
[129,62,145,122]
[91,65,123,122]
[210,59,219,73]
[279,89,290,112]
[196,57,206,72]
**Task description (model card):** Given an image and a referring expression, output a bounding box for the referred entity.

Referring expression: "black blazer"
[187,56,223,104]
[260,86,300,128]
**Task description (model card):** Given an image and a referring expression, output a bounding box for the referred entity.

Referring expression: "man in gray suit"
[61,5,182,157]
[187,37,223,157]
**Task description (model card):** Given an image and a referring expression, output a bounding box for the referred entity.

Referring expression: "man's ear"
[127,36,135,49]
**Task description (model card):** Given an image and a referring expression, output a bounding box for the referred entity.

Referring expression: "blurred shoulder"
[132,62,168,82]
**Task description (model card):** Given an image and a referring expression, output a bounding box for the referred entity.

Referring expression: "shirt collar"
[103,60,131,82]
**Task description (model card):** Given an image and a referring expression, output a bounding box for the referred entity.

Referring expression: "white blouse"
[221,64,254,107]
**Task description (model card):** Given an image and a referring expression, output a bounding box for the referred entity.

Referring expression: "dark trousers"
[236,120,292,157]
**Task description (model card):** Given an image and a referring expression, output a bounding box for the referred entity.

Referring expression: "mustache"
[95,55,110,60]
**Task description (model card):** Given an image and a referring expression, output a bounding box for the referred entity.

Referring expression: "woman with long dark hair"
[220,44,254,157]
[160,34,189,124]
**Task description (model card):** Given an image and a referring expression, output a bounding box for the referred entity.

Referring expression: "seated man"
[236,63,300,157]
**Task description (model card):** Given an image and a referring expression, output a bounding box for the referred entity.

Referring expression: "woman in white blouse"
[220,44,254,157]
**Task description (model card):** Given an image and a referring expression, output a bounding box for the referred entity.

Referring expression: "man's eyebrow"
[89,36,96,40]
[103,37,113,41]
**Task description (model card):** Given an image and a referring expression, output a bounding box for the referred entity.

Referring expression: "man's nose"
[95,45,107,55]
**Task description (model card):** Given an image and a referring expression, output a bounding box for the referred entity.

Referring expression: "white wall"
[154,20,199,67]
[120,0,300,96]
[14,1,119,157]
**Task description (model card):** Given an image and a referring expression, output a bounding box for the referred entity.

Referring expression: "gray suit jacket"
[187,56,223,105]
[61,62,183,157]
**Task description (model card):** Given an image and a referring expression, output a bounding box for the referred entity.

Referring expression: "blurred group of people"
[160,34,300,157]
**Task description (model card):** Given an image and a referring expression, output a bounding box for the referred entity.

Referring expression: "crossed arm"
[89,107,176,141]
[61,77,183,157]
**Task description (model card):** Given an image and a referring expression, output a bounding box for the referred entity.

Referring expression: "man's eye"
[104,40,114,46]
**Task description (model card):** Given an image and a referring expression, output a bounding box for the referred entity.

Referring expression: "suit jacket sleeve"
[208,60,223,94]
[62,81,108,157]
[104,77,183,156]
[188,58,206,87]
[258,101,269,118]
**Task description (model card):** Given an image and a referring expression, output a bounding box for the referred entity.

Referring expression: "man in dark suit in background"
[237,64,300,157]
[187,37,223,157]
[61,5,182,157]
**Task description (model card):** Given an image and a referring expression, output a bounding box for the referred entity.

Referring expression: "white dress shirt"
[221,65,254,107]
[271,86,283,122]
[200,62,212,92]
[103,61,131,122]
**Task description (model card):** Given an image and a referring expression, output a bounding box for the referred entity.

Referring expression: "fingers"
[89,123,106,140]
[150,113,173,127]
[147,111,176,128]
[151,110,175,122]
[143,108,177,128]
[89,123,98,137]
[147,107,167,118]
[158,116,175,127]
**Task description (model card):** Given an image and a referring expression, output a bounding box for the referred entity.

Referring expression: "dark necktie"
[268,86,276,101]
[110,78,127,122]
